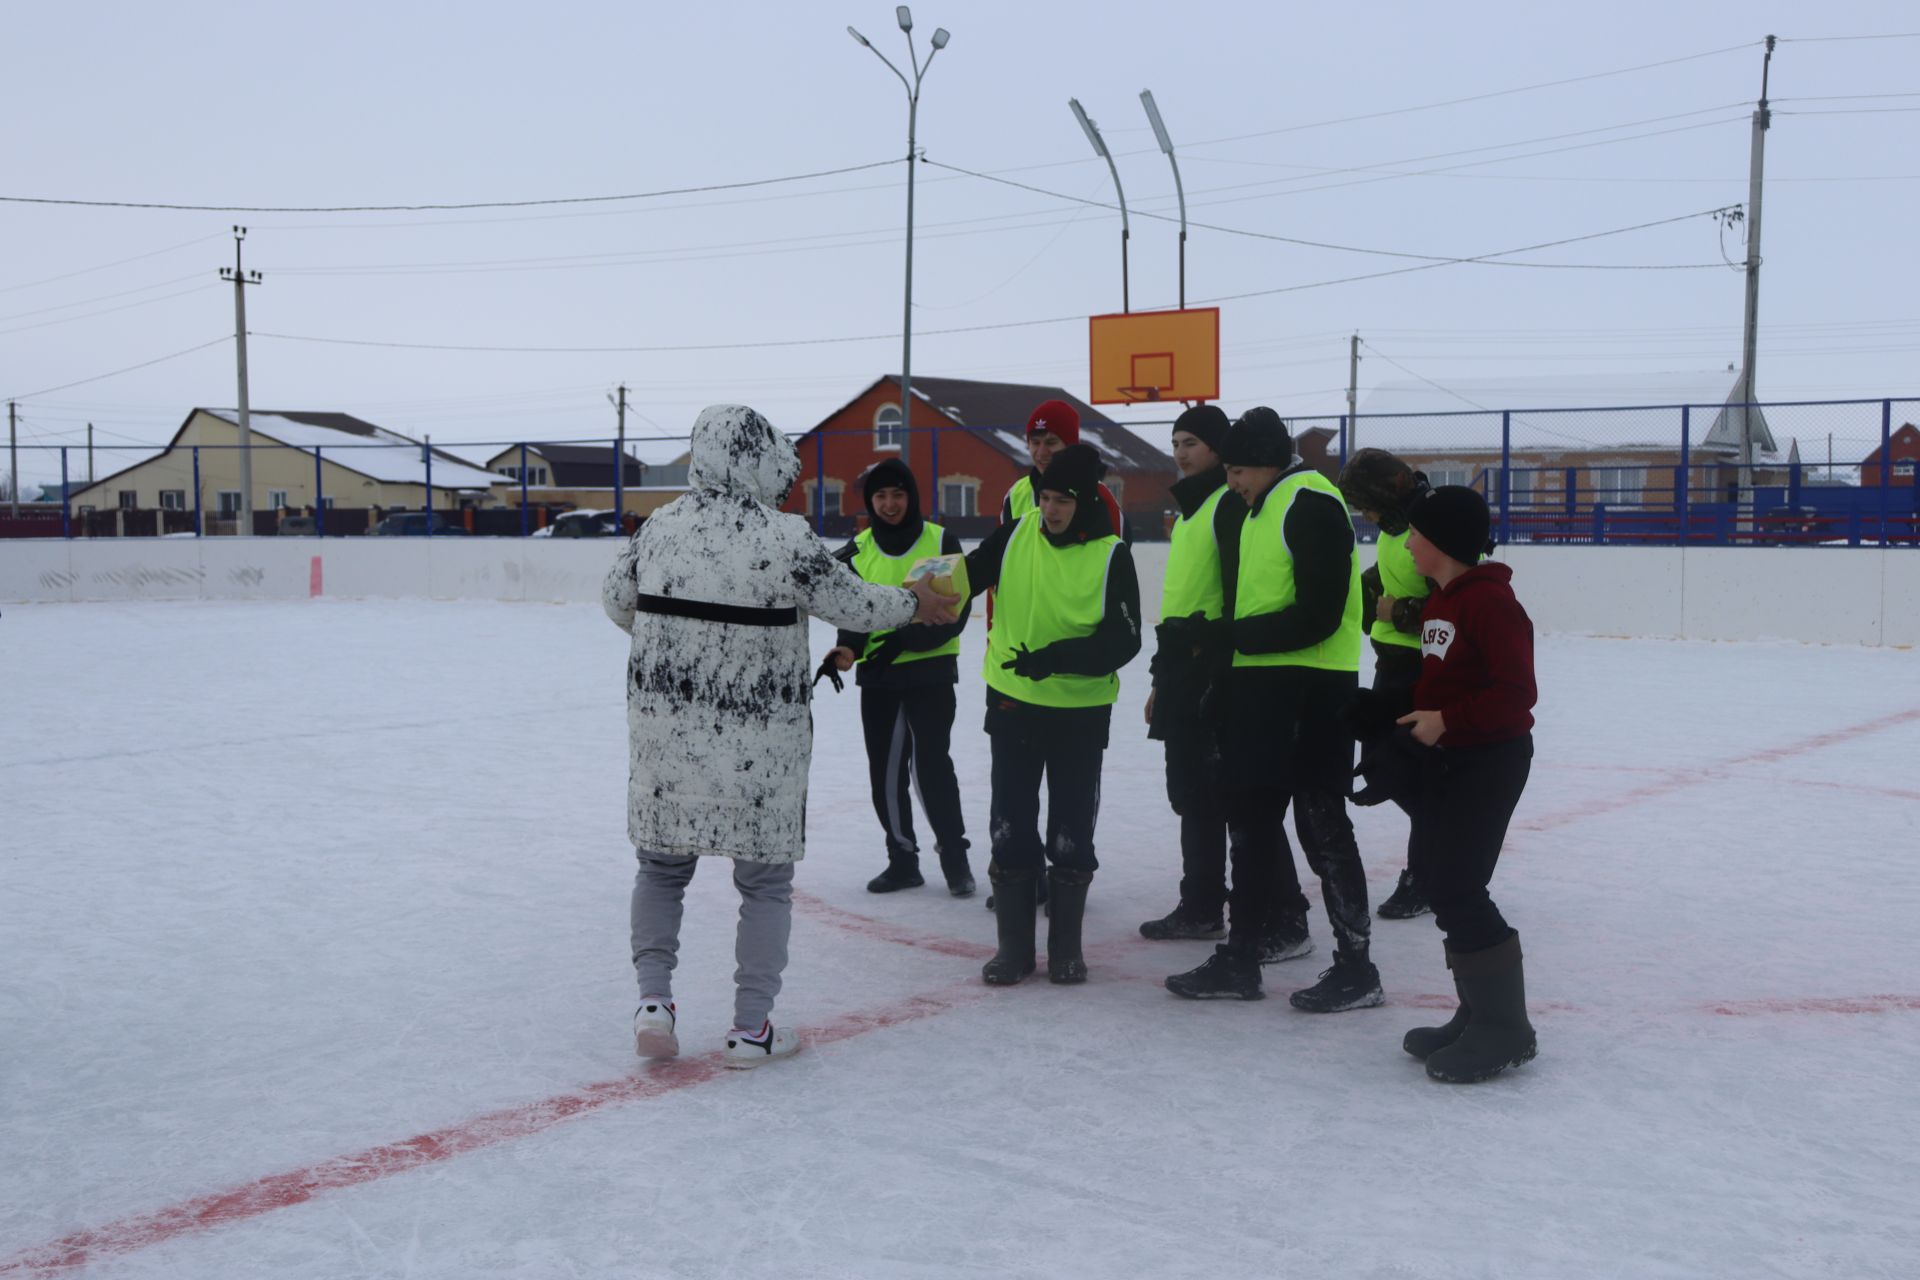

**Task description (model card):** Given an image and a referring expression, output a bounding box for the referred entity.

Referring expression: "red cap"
[1025,399,1080,446]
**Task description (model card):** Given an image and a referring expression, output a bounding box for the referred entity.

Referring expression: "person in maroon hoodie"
[1352,485,1538,1083]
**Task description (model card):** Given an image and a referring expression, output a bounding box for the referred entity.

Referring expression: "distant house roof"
[808,375,1171,476]
[481,442,643,488]
[1356,371,1777,456]
[197,409,505,488]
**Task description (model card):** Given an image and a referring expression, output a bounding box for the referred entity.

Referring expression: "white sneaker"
[722,1020,802,1069]
[633,998,678,1059]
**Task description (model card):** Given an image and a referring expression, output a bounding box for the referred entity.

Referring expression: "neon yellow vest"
[1003,475,1036,523]
[1232,470,1363,672]
[984,513,1122,708]
[1369,529,1427,650]
[852,522,960,664]
[1161,484,1227,623]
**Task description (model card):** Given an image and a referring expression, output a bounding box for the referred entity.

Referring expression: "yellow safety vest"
[984,513,1122,708]
[1161,484,1227,623]
[852,522,961,664]
[1232,469,1362,672]
[1370,528,1426,650]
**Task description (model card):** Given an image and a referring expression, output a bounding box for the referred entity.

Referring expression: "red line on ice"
[1519,705,1920,832]
[1707,994,1920,1017]
[0,980,991,1278]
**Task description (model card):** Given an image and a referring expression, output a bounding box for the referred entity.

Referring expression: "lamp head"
[1068,98,1108,158]
[930,27,949,49]
[1141,89,1175,154]
[896,5,912,31]
[847,25,870,47]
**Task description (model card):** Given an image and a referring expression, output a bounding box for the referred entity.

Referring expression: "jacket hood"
[687,404,801,506]
[861,456,924,554]
[1441,560,1515,595]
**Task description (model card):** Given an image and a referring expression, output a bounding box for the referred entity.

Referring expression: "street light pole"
[1070,98,1130,313]
[850,8,950,470]
[1139,90,1186,309]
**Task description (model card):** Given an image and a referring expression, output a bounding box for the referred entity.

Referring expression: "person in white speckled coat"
[603,404,956,1066]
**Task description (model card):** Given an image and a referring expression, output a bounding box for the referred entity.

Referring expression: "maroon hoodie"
[1414,561,1536,748]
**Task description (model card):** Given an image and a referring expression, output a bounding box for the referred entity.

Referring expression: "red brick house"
[784,375,1175,537]
[1860,423,1920,487]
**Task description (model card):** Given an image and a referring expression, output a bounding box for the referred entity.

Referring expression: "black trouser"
[988,717,1104,877]
[860,683,968,872]
[1221,667,1371,960]
[1370,643,1424,866]
[1163,729,1228,915]
[1409,734,1532,954]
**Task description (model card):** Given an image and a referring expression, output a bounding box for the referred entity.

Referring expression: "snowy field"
[4,598,1918,1279]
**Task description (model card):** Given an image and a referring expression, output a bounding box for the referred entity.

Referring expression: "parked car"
[1760,505,1821,546]
[533,509,624,538]
[368,512,469,536]
[278,515,318,536]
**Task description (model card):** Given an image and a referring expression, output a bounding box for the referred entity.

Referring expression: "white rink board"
[2,535,1917,645]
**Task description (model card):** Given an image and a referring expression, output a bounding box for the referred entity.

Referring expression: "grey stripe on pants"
[630,850,795,1031]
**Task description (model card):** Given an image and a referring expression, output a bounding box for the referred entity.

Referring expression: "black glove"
[812,654,845,693]
[1157,611,1231,660]
[865,635,908,668]
[1351,726,1434,808]
[1360,564,1383,632]
[1001,643,1055,681]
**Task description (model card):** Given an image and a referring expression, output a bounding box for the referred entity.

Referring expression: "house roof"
[197,410,504,488]
[1355,371,1777,456]
[808,375,1172,477]
[480,442,643,488]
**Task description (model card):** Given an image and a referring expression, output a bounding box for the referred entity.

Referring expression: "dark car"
[369,512,469,536]
[545,509,623,538]
[277,515,318,536]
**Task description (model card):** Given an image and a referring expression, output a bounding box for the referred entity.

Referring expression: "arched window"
[874,403,906,450]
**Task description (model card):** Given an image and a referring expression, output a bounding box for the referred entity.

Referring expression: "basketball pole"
[1070,99,1130,314]
[1140,91,1186,310]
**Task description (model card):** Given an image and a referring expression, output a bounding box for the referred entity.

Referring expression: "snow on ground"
[2,598,1917,1278]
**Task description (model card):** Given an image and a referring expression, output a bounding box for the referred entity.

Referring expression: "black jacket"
[1147,467,1247,740]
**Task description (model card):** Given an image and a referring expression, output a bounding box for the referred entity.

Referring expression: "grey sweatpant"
[630,850,795,1031]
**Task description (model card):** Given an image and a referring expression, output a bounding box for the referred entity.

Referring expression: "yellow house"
[64,409,508,531]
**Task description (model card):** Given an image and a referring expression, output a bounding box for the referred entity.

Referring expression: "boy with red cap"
[1000,399,1126,542]
[1352,485,1539,1083]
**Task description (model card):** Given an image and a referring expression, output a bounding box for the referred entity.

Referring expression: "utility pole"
[616,383,628,520]
[1346,334,1361,456]
[1738,35,1777,501]
[7,401,16,517]
[87,423,95,483]
[220,226,263,535]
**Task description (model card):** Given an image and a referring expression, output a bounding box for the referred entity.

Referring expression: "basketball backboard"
[1088,307,1219,405]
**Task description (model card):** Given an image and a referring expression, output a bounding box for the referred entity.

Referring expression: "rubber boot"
[981,866,1038,986]
[1403,949,1470,1060]
[1045,868,1092,984]
[1425,934,1537,1083]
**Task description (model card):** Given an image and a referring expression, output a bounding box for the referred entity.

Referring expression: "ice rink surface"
[4,598,1917,1278]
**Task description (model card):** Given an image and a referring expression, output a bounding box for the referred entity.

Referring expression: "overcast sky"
[4,1,1916,486]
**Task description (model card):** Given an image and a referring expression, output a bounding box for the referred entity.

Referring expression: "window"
[531,466,550,485]
[1103,475,1124,505]
[874,404,906,450]
[323,497,336,509]
[1425,465,1471,489]
[940,481,978,517]
[118,490,138,510]
[1896,462,1916,478]
[802,479,845,516]
[159,490,185,510]
[268,489,289,510]
[498,466,518,479]
[217,490,242,516]
[1590,466,1646,507]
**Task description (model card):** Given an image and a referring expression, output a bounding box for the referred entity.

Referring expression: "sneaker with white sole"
[633,998,678,1059]
[723,1020,802,1068]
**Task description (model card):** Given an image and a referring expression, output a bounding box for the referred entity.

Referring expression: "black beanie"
[1035,443,1104,506]
[1408,485,1494,566]
[1219,406,1292,468]
[860,456,923,553]
[1172,403,1230,455]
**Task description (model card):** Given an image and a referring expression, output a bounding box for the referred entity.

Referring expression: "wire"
[1361,341,1604,447]
[1774,107,1920,116]
[0,234,226,296]
[3,338,230,402]
[0,283,219,338]
[0,158,903,214]
[0,273,210,325]
[1777,32,1920,42]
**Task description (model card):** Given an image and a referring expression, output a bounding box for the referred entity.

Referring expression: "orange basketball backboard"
[1088,307,1220,405]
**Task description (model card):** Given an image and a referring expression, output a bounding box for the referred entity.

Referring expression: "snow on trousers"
[1409,734,1532,955]
[630,851,794,1030]
[988,720,1103,876]
[861,683,968,872]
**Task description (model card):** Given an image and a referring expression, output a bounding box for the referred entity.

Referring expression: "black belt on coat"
[635,592,798,627]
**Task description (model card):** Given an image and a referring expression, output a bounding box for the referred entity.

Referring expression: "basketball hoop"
[1088,308,1219,406]
[1116,386,1165,403]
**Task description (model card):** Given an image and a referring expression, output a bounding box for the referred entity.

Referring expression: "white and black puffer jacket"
[602,404,917,863]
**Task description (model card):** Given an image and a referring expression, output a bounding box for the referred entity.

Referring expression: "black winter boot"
[1425,934,1537,1083]
[1045,868,1092,984]
[1165,943,1264,1000]
[1258,913,1314,964]
[981,868,1039,986]
[938,843,975,898]
[1404,952,1470,1060]
[1288,947,1385,1012]
[866,862,925,893]
[986,875,1047,914]
[1376,867,1431,920]
[1138,900,1227,941]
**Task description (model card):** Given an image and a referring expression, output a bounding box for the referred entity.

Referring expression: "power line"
[0,283,219,338]
[0,158,903,214]
[3,337,230,402]
[0,273,210,325]
[1777,32,1920,43]
[0,234,225,296]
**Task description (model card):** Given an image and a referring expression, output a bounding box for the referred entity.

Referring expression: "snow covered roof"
[1355,371,1777,456]
[201,410,505,489]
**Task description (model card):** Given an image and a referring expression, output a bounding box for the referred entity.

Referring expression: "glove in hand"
[1001,643,1054,681]
[812,654,845,693]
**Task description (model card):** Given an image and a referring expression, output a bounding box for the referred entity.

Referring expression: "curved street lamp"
[849,8,951,469]
[1068,98,1129,314]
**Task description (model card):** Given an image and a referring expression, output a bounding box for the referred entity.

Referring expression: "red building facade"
[1860,423,1920,487]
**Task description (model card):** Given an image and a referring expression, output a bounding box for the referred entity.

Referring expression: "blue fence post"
[1880,399,1893,548]
[1592,503,1606,545]
[1677,406,1691,546]
[929,423,941,519]
[519,443,530,536]
[60,448,70,539]
[613,435,624,528]
[1499,411,1512,545]
[192,446,203,537]
[1338,415,1349,468]
[1563,468,1575,532]
[1787,457,1802,507]
[314,446,325,538]
[817,427,833,533]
